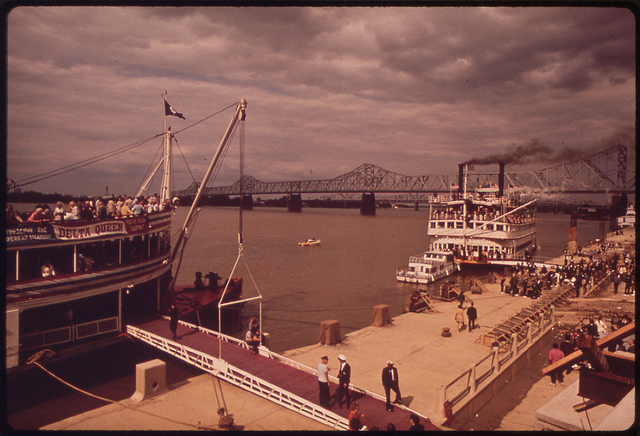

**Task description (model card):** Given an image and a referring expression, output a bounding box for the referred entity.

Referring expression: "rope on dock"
[30,360,206,430]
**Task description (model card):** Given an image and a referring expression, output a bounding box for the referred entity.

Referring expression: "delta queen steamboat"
[426,163,537,267]
[6,96,248,370]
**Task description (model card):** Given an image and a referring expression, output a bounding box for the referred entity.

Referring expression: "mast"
[160,91,173,203]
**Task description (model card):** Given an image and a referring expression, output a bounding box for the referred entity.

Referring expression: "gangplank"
[127,318,440,430]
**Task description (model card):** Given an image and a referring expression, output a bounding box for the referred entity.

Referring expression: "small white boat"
[396,251,459,284]
[299,238,321,246]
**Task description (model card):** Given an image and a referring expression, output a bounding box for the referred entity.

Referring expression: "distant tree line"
[7,191,76,204]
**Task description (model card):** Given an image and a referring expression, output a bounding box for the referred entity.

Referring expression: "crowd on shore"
[6,194,176,224]
[499,240,635,300]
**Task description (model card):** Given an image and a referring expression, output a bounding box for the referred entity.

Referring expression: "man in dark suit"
[337,354,351,408]
[466,301,478,332]
[381,361,402,411]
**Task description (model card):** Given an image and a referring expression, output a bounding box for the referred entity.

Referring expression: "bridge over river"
[175,144,634,215]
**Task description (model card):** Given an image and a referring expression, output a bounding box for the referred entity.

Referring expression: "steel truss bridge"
[176,145,634,203]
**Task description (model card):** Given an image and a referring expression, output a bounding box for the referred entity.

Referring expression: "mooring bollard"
[441,327,452,337]
[131,359,167,402]
[371,304,390,326]
[319,320,341,345]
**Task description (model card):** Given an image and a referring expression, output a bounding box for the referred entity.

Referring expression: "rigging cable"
[217,102,264,359]
[12,102,237,191]
[173,135,197,185]
[29,359,205,430]
[14,134,163,190]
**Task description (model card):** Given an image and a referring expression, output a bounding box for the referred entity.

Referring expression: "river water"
[172,206,607,353]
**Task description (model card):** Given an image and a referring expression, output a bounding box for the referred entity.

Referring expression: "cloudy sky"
[6,6,635,197]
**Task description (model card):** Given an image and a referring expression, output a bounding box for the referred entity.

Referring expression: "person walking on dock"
[318,356,331,408]
[169,304,179,340]
[547,343,565,386]
[337,354,351,408]
[466,301,477,332]
[455,304,465,332]
[382,361,401,411]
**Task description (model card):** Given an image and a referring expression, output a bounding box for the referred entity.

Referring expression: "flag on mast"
[164,99,186,119]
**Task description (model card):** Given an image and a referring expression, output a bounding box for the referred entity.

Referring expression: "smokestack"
[498,163,505,197]
[458,164,464,194]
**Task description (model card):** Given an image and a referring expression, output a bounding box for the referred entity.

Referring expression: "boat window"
[486,224,493,230]
[447,222,454,229]
[437,222,445,228]
[76,240,119,272]
[430,222,436,228]
[122,235,148,264]
[17,245,75,280]
[456,222,463,229]
[496,225,503,231]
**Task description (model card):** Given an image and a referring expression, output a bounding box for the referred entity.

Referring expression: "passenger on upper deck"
[78,201,93,220]
[95,199,107,219]
[27,207,46,222]
[131,198,144,216]
[120,199,133,217]
[53,202,65,221]
[65,201,80,220]
[7,204,23,224]
[42,204,54,221]
[105,200,115,217]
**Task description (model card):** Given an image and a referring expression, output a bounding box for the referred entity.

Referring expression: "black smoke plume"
[464,139,583,166]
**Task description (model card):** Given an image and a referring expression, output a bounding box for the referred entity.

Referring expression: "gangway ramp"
[127,318,440,430]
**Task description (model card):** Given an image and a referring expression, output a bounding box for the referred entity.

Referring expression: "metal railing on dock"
[443,305,556,420]
[127,319,351,430]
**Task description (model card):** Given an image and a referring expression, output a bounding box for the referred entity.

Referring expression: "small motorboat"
[299,238,321,246]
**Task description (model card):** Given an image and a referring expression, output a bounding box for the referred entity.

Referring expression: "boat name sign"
[7,216,149,244]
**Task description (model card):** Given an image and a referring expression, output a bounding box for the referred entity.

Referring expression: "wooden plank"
[577,334,611,372]
[573,399,601,413]
[542,322,635,375]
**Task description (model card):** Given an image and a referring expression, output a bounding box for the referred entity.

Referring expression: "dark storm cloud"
[6,6,635,195]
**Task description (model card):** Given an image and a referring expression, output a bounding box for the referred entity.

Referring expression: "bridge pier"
[360,192,376,216]
[287,193,302,212]
[241,195,254,210]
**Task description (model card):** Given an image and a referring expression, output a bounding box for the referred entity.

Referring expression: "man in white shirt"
[317,355,330,408]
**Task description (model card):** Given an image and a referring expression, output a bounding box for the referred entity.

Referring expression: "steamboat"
[5,96,247,370]
[426,163,537,268]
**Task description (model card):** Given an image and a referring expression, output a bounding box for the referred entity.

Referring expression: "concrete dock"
[39,227,635,431]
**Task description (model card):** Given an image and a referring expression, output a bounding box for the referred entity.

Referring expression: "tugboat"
[5,96,247,370]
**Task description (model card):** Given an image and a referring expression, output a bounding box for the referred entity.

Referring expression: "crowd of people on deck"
[6,194,176,224]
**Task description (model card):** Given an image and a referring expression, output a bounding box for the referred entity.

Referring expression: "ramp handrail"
[127,323,349,430]
[444,305,555,411]
[164,319,403,407]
